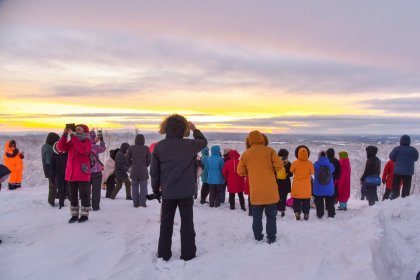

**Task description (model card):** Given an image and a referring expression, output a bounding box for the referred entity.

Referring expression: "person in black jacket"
[50,142,69,209]
[111,143,132,200]
[126,134,151,207]
[360,146,381,206]
[326,148,341,203]
[276,149,293,217]
[150,114,207,261]
[0,164,11,243]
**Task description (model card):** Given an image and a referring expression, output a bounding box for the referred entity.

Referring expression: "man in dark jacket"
[360,146,381,206]
[390,135,419,199]
[326,148,341,202]
[50,142,69,209]
[41,132,60,206]
[111,143,132,200]
[126,134,151,207]
[150,114,207,261]
[0,164,11,243]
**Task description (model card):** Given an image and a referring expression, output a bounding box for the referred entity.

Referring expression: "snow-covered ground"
[0,186,419,280]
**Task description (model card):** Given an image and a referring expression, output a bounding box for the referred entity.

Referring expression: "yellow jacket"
[290,146,314,199]
[238,131,284,205]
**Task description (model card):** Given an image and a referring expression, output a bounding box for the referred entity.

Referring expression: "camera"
[146,192,162,203]
[97,129,103,141]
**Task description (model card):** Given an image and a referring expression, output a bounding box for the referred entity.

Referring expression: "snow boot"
[78,216,88,223]
[304,214,309,221]
[68,216,79,223]
[295,213,301,221]
[281,211,285,217]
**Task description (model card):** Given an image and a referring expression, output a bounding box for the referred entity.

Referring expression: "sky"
[1,0,420,134]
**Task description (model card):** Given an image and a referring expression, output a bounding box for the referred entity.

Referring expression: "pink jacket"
[57,134,92,182]
[337,158,351,203]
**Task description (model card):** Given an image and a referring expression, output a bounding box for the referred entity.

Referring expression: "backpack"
[317,165,331,185]
[276,168,287,180]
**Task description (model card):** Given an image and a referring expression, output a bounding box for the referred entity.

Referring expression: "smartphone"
[65,123,76,132]
[98,129,103,140]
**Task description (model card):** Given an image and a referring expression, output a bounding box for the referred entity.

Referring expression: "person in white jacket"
[102,149,119,198]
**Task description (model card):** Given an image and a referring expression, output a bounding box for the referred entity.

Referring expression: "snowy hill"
[0,186,419,280]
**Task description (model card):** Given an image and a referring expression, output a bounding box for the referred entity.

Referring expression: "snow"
[1,186,419,280]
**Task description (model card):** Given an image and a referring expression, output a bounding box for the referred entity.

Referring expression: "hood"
[135,134,145,145]
[248,131,265,147]
[317,156,330,166]
[89,131,97,142]
[120,143,130,154]
[211,145,221,156]
[366,146,378,158]
[110,149,119,160]
[400,135,411,146]
[46,132,60,146]
[326,148,335,159]
[201,146,209,156]
[5,140,17,155]
[228,150,240,160]
[295,145,310,161]
[0,164,11,179]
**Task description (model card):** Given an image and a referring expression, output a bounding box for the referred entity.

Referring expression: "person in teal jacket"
[205,145,225,207]
[199,147,210,204]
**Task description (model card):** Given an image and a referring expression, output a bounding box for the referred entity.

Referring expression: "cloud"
[360,97,420,114]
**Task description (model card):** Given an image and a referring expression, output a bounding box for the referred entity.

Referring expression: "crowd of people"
[0,114,419,260]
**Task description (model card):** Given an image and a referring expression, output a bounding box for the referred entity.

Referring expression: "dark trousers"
[90,172,102,210]
[365,185,378,206]
[220,184,227,203]
[248,196,252,216]
[8,183,21,190]
[209,184,223,207]
[382,188,392,201]
[48,178,57,205]
[69,181,91,208]
[252,204,277,241]
[277,188,289,212]
[392,175,412,199]
[229,192,245,210]
[200,183,209,203]
[105,174,116,198]
[158,198,196,261]
[314,196,335,218]
[293,198,310,214]
[111,177,132,199]
[57,179,68,207]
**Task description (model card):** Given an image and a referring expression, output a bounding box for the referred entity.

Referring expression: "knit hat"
[339,151,348,159]
[278,149,289,158]
[76,124,89,133]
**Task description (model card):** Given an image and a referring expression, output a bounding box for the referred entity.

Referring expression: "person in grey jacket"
[390,135,419,199]
[150,114,207,261]
[126,134,151,207]
[111,143,132,200]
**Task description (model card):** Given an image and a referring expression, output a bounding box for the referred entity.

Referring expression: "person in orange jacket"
[382,160,402,200]
[290,145,314,221]
[3,140,24,190]
[238,131,284,243]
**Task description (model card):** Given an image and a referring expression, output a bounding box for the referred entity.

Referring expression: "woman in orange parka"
[290,145,314,221]
[3,140,24,190]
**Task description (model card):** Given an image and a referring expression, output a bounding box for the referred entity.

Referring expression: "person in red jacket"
[382,160,402,200]
[57,124,92,223]
[222,150,246,211]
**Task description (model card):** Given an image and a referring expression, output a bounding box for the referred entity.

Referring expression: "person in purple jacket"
[89,129,106,211]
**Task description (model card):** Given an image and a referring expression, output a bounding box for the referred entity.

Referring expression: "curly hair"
[159,114,190,138]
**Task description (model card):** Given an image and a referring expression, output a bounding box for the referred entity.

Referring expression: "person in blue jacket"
[313,151,335,218]
[390,135,419,199]
[205,145,225,208]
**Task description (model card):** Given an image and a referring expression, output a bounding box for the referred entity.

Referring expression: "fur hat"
[76,124,89,133]
[159,114,190,138]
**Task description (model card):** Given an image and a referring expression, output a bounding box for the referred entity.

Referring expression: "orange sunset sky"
[1,1,420,134]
